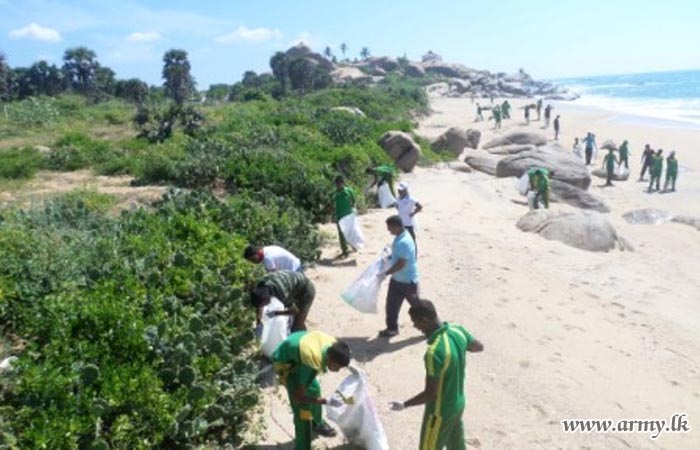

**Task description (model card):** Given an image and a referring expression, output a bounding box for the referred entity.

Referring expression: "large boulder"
[426,82,449,97]
[517,209,632,252]
[463,151,500,176]
[431,127,469,157]
[364,56,400,72]
[672,216,700,231]
[466,129,481,149]
[285,44,334,70]
[549,180,610,213]
[622,208,674,225]
[331,67,371,83]
[448,78,471,94]
[404,61,426,77]
[592,167,630,181]
[378,131,422,172]
[482,131,548,149]
[496,146,592,190]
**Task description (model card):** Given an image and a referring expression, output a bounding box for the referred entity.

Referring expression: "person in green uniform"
[618,140,631,169]
[389,299,483,450]
[273,331,352,450]
[648,149,664,192]
[475,103,484,122]
[249,271,316,332]
[664,151,678,192]
[528,168,550,209]
[492,104,502,129]
[602,147,619,187]
[332,176,356,257]
[501,100,511,119]
[366,164,398,197]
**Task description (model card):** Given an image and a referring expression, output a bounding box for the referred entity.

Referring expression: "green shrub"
[48,132,119,171]
[1,97,60,127]
[0,147,47,179]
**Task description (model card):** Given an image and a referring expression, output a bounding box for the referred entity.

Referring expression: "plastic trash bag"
[260,297,290,358]
[341,250,390,314]
[326,371,389,450]
[516,172,530,196]
[339,212,365,249]
[527,191,537,210]
[616,165,630,178]
[377,183,396,209]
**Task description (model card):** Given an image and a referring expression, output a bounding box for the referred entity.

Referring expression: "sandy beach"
[256,96,700,450]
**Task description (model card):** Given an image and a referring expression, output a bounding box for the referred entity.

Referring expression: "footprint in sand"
[519,360,531,369]
[527,403,548,419]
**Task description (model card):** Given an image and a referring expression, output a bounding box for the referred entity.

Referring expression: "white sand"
[256,96,700,449]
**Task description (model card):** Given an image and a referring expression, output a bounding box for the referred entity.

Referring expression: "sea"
[554,69,700,128]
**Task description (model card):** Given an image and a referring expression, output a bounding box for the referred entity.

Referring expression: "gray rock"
[482,131,548,149]
[447,161,472,173]
[622,208,674,225]
[517,209,632,252]
[463,152,500,176]
[404,61,426,77]
[488,144,535,155]
[426,82,450,97]
[285,44,334,70]
[329,106,366,117]
[431,127,469,157]
[466,129,481,149]
[378,131,422,173]
[448,78,471,93]
[364,56,400,72]
[549,179,610,213]
[592,167,630,181]
[496,145,592,190]
[422,61,475,78]
[671,216,700,230]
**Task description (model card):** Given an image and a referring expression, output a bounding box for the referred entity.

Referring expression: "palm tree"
[360,47,370,60]
[340,43,348,61]
[323,46,333,61]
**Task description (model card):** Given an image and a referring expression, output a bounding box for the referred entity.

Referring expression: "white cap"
[398,182,408,191]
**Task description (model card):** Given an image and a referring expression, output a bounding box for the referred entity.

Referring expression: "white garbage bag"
[341,252,389,314]
[616,165,630,178]
[326,371,389,450]
[516,172,530,196]
[260,297,290,358]
[339,212,365,249]
[377,183,396,209]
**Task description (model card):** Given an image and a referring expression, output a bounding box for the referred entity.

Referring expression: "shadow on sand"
[339,335,425,363]
[317,257,358,268]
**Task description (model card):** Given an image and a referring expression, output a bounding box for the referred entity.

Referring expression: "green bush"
[1,97,60,127]
[0,147,48,179]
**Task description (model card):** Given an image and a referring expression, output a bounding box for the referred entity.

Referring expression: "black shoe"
[314,422,337,438]
[378,329,399,338]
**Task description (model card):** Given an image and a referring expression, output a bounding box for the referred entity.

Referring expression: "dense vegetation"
[0,45,431,448]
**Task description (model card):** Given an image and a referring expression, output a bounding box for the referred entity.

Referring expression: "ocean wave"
[571,95,700,127]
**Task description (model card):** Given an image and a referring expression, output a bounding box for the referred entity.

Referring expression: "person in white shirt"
[395,182,423,254]
[244,245,302,272]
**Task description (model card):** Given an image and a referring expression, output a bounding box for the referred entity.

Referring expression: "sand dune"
[256,96,700,449]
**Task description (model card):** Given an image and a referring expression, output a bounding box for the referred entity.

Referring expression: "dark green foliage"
[134,104,205,143]
[318,110,373,146]
[62,47,99,94]
[48,132,119,171]
[0,52,10,101]
[0,147,48,179]
[115,78,149,105]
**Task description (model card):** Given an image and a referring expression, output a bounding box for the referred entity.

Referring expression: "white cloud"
[127,31,161,43]
[215,26,282,44]
[9,22,62,43]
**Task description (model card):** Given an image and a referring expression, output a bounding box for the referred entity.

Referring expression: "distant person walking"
[664,151,678,192]
[618,140,630,169]
[396,182,423,252]
[544,104,553,128]
[332,176,356,257]
[639,144,655,181]
[524,105,531,124]
[244,245,302,272]
[501,100,511,119]
[378,215,419,338]
[553,115,561,140]
[648,149,664,192]
[536,99,543,120]
[493,104,502,129]
[582,132,598,165]
[389,299,483,450]
[602,147,619,187]
[475,103,484,122]
[572,137,583,160]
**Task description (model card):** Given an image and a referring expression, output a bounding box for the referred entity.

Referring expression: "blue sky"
[1,0,699,88]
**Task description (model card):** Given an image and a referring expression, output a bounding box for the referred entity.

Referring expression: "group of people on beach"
[244,167,483,450]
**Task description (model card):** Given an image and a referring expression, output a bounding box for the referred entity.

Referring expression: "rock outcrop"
[463,151,500,176]
[483,131,548,149]
[431,127,470,158]
[549,180,610,213]
[378,131,422,172]
[496,146,592,190]
[465,129,481,150]
[517,209,632,252]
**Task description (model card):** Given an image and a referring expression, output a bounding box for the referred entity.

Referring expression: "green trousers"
[419,410,466,450]
[285,367,322,450]
[336,222,348,254]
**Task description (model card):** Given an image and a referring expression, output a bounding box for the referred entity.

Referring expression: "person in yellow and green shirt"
[389,299,483,450]
[272,331,352,450]
[648,149,664,192]
[528,168,550,209]
[332,175,356,257]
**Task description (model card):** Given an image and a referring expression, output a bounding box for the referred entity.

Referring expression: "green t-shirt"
[666,158,678,176]
[333,186,355,221]
[619,142,629,159]
[256,271,314,309]
[424,323,475,417]
[651,155,663,175]
[272,330,336,385]
[604,152,617,170]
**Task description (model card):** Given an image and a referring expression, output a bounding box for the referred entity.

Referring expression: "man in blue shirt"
[378,215,419,337]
